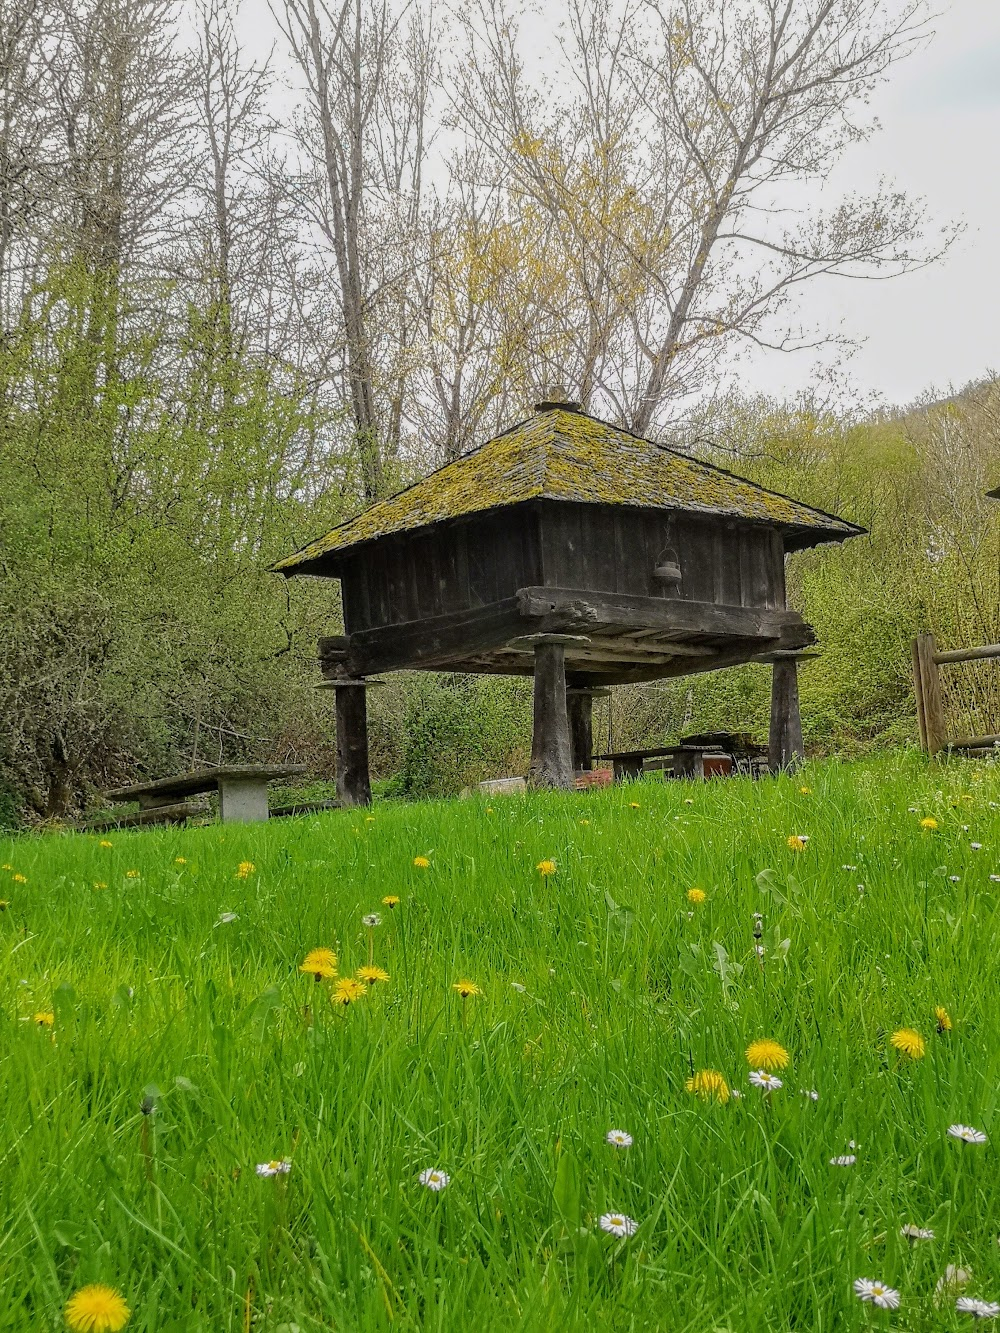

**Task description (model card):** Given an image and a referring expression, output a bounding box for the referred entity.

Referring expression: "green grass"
[2,751,1000,1331]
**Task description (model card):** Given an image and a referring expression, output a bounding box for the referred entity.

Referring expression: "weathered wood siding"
[340,506,542,633]
[538,502,785,610]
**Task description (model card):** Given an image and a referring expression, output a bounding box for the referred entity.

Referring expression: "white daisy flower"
[731,1088,742,1099]
[799,1089,819,1101]
[418,1167,449,1191]
[749,1069,782,1091]
[830,1155,856,1166]
[937,1266,973,1299]
[606,1129,633,1148]
[900,1224,935,1241]
[256,1159,291,1176]
[362,913,382,928]
[957,1296,1000,1319]
[853,1278,900,1310]
[949,1124,988,1144]
[841,864,858,871]
[950,875,961,882]
[991,875,1000,882]
[599,1212,638,1237]
[971,843,982,851]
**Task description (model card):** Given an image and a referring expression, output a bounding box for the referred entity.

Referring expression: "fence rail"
[912,631,1000,753]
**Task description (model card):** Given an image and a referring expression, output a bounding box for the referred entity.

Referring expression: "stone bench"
[103,764,307,825]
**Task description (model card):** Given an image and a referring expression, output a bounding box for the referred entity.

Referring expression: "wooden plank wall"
[341,507,543,632]
[339,501,787,634]
[539,503,784,610]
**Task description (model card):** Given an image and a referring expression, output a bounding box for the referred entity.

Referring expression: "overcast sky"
[747,0,1000,408]
[245,0,1000,411]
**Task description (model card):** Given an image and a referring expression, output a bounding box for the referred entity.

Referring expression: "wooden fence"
[912,631,1000,754]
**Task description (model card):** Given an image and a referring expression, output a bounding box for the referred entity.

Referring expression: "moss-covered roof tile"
[275,408,863,573]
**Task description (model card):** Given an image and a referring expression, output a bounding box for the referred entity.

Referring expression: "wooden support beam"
[914,632,948,754]
[515,586,814,646]
[566,687,601,772]
[334,682,371,806]
[529,641,573,789]
[769,656,804,773]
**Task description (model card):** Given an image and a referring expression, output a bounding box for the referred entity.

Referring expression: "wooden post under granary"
[768,652,804,773]
[529,640,574,788]
[567,686,608,772]
[334,680,372,806]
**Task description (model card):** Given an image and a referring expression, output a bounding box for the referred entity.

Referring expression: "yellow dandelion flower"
[174,857,186,865]
[332,977,366,1005]
[745,1039,790,1071]
[356,965,389,984]
[125,870,139,880]
[786,835,807,852]
[799,786,812,794]
[382,895,400,908]
[685,1069,730,1103]
[1,862,11,870]
[299,948,338,981]
[536,859,557,876]
[891,1028,926,1059]
[579,818,590,826]
[12,872,27,884]
[64,1283,130,1333]
[629,801,641,809]
[412,856,430,868]
[34,1011,54,1027]
[235,861,256,878]
[93,882,107,890]
[935,1006,953,1034]
[687,887,706,904]
[920,817,938,831]
[453,979,481,999]
[98,841,113,849]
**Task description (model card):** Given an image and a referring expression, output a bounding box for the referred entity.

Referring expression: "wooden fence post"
[914,632,948,754]
[911,637,928,751]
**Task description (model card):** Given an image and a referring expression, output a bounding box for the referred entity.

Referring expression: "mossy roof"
[275,407,864,574]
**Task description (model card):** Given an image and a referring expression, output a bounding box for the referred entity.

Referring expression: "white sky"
[242,0,1000,410]
[748,0,1000,408]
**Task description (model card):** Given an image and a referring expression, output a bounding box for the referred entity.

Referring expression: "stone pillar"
[769,655,804,773]
[529,641,574,789]
[334,680,372,806]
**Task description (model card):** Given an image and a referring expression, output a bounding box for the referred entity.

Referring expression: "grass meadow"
[2,752,1000,1331]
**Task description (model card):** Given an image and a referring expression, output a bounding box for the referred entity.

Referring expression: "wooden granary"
[274,401,863,803]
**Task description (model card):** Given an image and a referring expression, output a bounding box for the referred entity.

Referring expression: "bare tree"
[276,0,436,499]
[457,0,947,434]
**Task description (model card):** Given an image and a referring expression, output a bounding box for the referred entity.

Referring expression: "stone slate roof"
[275,407,864,573]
